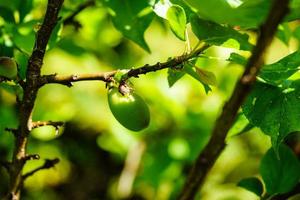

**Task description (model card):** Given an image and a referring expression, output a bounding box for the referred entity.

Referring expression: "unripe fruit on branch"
[107,86,150,131]
[0,56,18,79]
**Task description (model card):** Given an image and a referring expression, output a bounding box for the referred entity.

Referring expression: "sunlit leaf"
[276,23,292,46]
[0,82,23,100]
[170,0,195,22]
[184,0,271,28]
[104,0,154,52]
[227,52,247,66]
[11,22,36,54]
[183,64,213,93]
[18,0,33,22]
[242,80,300,148]
[190,14,253,50]
[259,51,300,85]
[167,68,185,87]
[195,67,216,86]
[166,5,186,41]
[184,0,300,28]
[228,112,253,137]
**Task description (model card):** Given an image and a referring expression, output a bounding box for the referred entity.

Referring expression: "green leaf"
[184,0,233,24]
[104,0,154,53]
[259,51,300,85]
[195,68,216,86]
[294,26,300,42]
[237,177,264,196]
[228,113,253,137]
[0,42,14,58]
[0,104,18,132]
[184,0,300,28]
[57,38,86,56]
[48,20,63,50]
[242,80,300,148]
[14,52,28,80]
[276,23,292,46]
[166,5,186,41]
[18,0,33,22]
[11,21,37,54]
[0,82,23,100]
[184,64,214,93]
[227,52,247,66]
[285,0,300,22]
[167,68,185,87]
[184,0,271,28]
[0,6,15,23]
[13,31,35,54]
[170,0,195,22]
[260,144,300,195]
[0,0,20,11]
[190,14,253,51]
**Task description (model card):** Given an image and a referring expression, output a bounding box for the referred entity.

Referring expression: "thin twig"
[39,44,210,87]
[22,158,60,181]
[39,71,116,87]
[13,44,30,58]
[177,0,290,199]
[122,44,209,81]
[4,128,18,136]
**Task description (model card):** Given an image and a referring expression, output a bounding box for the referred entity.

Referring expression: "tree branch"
[39,71,116,87]
[22,158,60,181]
[39,44,210,87]
[177,0,290,199]
[120,45,209,81]
[7,0,64,199]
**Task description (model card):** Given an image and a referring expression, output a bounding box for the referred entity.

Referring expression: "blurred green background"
[0,0,299,199]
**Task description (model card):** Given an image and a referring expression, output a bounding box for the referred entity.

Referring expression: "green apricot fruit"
[107,87,150,131]
[0,56,18,79]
